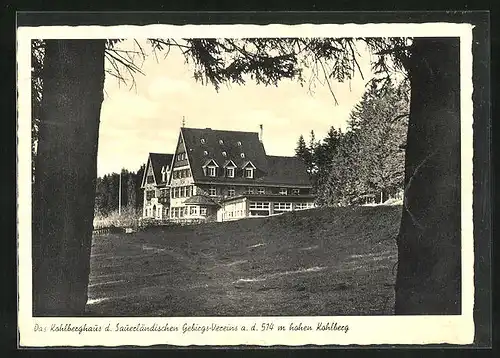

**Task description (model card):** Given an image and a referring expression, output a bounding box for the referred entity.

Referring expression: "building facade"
[140,153,173,220]
[141,127,315,223]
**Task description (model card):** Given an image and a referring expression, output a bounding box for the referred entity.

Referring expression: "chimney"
[259,124,263,143]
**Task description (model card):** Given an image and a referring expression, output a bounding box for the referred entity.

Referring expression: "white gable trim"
[141,155,158,187]
[168,130,192,185]
[223,160,237,168]
[242,161,256,169]
[202,159,219,168]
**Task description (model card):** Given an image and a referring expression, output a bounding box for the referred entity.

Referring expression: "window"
[237,141,242,146]
[240,153,245,158]
[219,139,224,145]
[279,188,288,195]
[160,188,169,200]
[295,202,313,210]
[189,206,198,216]
[208,166,216,177]
[292,188,300,195]
[245,187,255,195]
[203,150,208,156]
[201,138,206,144]
[228,187,235,197]
[222,151,227,157]
[249,202,270,209]
[146,174,154,184]
[187,186,192,197]
[177,152,186,161]
[245,168,254,178]
[200,208,207,216]
[257,187,265,195]
[209,186,217,196]
[146,190,155,200]
[226,167,234,178]
[161,166,167,182]
[274,202,292,211]
[179,207,185,218]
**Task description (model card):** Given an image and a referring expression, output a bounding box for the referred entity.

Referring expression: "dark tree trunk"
[395,38,461,314]
[32,40,106,316]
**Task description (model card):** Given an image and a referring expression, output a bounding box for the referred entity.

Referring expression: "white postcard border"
[17,22,475,347]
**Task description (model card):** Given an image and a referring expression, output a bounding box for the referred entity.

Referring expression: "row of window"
[248,201,313,211]
[203,151,246,158]
[223,210,245,219]
[146,188,169,201]
[206,186,301,197]
[176,152,187,161]
[144,205,168,218]
[150,186,302,200]
[171,206,207,218]
[172,185,193,199]
[244,187,300,196]
[204,166,252,178]
[200,138,242,147]
[172,168,192,179]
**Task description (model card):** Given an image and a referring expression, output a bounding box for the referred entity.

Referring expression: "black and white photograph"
[16,15,487,347]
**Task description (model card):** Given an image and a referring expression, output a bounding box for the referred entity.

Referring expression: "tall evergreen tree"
[295,135,313,174]
[135,164,146,212]
[317,81,408,206]
[127,172,137,211]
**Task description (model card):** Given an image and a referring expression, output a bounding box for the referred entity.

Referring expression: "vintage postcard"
[17,19,477,347]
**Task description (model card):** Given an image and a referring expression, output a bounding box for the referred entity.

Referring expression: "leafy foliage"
[299,80,409,206]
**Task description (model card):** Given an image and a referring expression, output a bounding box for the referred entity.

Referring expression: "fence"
[92,226,125,236]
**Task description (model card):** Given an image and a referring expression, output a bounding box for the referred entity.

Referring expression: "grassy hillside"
[85,205,402,316]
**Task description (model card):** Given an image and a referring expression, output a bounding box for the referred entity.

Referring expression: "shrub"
[93,206,140,229]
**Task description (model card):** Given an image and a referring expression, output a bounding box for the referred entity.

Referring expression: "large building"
[140,152,173,220]
[141,127,315,223]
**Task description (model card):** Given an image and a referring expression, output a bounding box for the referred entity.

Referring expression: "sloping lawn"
[85,205,401,316]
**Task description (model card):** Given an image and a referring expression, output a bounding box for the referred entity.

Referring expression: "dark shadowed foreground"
[85,206,401,316]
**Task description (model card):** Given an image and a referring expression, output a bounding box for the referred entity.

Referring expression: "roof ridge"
[266,154,299,159]
[182,127,259,134]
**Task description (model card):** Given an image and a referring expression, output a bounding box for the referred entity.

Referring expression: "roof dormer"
[202,159,219,177]
[223,160,237,178]
[242,161,256,179]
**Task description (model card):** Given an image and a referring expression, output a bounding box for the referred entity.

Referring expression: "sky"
[97,39,374,177]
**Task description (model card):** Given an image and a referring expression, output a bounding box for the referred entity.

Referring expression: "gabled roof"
[181,127,268,181]
[242,160,256,169]
[202,159,219,167]
[223,160,237,168]
[178,127,311,187]
[149,153,174,184]
[184,195,219,206]
[263,155,311,186]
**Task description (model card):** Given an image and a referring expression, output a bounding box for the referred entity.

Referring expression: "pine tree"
[135,164,146,212]
[317,81,408,206]
[127,172,136,211]
[295,134,313,175]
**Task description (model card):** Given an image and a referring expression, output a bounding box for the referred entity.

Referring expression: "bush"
[93,206,140,229]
